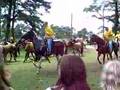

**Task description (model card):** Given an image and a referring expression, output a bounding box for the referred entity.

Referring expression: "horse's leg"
[81,47,84,57]
[45,56,50,63]
[32,59,42,74]
[107,54,109,60]
[13,50,17,62]
[103,54,106,64]
[114,50,118,59]
[29,52,35,60]
[56,54,63,71]
[56,55,60,70]
[23,51,29,62]
[9,52,12,62]
[73,48,76,55]
[18,47,20,56]
[4,53,7,63]
[97,53,102,64]
[31,52,35,59]
[65,47,68,54]
[109,52,112,60]
[13,53,17,62]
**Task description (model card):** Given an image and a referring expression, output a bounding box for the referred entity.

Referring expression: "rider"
[103,27,114,52]
[44,22,55,55]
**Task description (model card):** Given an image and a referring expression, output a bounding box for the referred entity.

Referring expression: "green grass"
[7,47,102,90]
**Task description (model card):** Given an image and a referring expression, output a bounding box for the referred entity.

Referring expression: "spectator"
[46,55,90,90]
[101,60,120,90]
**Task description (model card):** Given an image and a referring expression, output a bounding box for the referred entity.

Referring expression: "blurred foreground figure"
[101,60,120,90]
[46,55,90,90]
[0,64,14,90]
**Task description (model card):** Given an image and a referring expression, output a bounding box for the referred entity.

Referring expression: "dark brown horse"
[16,30,65,69]
[90,34,119,64]
[64,39,84,56]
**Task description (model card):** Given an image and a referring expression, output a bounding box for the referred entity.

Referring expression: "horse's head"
[90,34,98,44]
[16,30,36,47]
[90,34,105,45]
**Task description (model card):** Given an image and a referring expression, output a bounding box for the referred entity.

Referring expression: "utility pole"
[103,6,105,34]
[71,13,73,29]
[71,13,73,36]
[114,0,119,35]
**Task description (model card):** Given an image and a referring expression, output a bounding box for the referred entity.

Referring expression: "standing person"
[44,22,55,55]
[46,55,90,90]
[101,60,120,90]
[103,27,114,52]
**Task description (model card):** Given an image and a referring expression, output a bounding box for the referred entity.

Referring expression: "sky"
[41,0,113,34]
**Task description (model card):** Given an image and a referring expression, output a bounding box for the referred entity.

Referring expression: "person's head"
[44,22,48,27]
[101,60,120,90]
[105,27,109,31]
[54,55,90,90]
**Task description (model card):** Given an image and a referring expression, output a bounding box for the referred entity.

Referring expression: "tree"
[0,0,51,41]
[52,25,73,39]
[77,28,88,39]
[84,0,120,34]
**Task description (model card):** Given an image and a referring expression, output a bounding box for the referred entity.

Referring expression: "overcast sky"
[41,0,113,33]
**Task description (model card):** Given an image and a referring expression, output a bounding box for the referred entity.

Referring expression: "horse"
[64,38,84,56]
[2,43,18,62]
[16,30,65,69]
[19,40,35,62]
[90,34,119,64]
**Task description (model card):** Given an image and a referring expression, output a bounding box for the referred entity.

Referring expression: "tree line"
[84,0,120,34]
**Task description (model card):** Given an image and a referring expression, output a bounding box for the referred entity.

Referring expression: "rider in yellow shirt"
[44,22,55,54]
[103,27,114,52]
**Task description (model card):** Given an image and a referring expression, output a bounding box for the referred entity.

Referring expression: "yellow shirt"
[103,29,113,41]
[45,26,55,38]
[115,33,120,38]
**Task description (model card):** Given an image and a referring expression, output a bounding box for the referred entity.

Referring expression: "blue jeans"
[47,39,53,53]
[109,41,112,52]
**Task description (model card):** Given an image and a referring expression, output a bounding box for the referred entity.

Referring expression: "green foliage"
[84,0,120,34]
[0,0,51,40]
[52,25,73,39]
[77,28,93,39]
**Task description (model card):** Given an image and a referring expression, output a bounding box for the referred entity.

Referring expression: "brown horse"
[22,41,35,62]
[90,34,119,64]
[64,39,84,56]
[2,43,17,62]
[16,30,65,70]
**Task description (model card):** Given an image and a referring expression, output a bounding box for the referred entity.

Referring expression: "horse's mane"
[21,30,35,40]
[92,34,105,45]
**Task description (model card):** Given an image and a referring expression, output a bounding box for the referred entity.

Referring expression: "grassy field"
[7,47,102,90]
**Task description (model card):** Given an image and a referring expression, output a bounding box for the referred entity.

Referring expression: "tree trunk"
[114,0,119,35]
[6,1,12,42]
[11,0,16,42]
[0,7,1,40]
